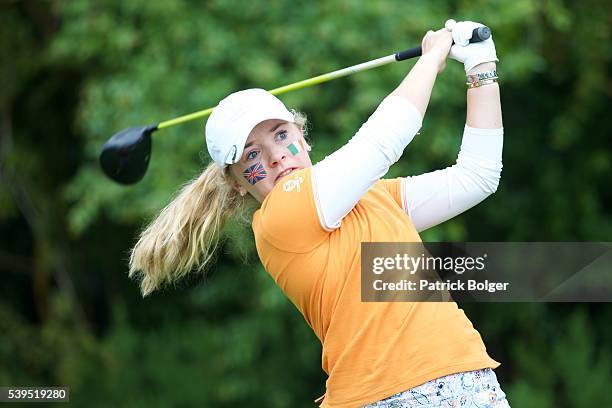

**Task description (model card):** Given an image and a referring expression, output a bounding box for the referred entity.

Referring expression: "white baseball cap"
[205,88,295,167]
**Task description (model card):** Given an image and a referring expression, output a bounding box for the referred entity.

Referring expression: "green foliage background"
[1,0,610,406]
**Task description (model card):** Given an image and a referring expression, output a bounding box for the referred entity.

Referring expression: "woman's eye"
[276,130,288,142]
[247,150,258,160]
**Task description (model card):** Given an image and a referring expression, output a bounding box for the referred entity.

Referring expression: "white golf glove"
[445,19,498,73]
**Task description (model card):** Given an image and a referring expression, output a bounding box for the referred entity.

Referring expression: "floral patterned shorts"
[363,368,511,408]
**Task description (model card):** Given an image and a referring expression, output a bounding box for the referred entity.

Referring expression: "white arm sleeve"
[402,125,504,232]
[312,96,423,229]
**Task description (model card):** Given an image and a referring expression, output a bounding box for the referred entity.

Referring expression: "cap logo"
[227,145,238,164]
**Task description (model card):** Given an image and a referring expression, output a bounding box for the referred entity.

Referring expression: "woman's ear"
[232,181,247,197]
[294,127,311,152]
[228,166,248,197]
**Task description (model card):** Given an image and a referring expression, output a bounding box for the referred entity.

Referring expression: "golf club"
[100,25,491,185]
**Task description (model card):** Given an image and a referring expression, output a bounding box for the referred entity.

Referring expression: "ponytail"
[129,162,248,297]
[129,110,308,297]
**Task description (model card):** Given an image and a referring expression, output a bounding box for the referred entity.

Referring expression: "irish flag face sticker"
[242,162,267,185]
[287,139,306,156]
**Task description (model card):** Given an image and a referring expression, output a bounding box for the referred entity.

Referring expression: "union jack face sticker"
[242,162,267,185]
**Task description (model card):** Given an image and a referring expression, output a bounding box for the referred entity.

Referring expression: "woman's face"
[229,119,312,202]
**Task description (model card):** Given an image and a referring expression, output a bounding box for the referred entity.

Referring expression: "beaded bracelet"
[466,78,498,89]
[466,69,498,89]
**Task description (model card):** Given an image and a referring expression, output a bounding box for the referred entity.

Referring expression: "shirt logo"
[283,175,304,192]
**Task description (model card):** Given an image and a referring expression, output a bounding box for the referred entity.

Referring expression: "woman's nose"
[269,147,287,167]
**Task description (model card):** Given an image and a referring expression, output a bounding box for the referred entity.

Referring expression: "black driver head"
[99,125,157,184]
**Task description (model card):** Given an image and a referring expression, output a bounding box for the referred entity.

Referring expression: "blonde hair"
[129,111,308,297]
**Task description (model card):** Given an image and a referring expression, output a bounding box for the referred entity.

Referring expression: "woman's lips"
[275,167,297,183]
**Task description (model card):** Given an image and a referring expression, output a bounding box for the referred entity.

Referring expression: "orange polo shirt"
[252,167,499,407]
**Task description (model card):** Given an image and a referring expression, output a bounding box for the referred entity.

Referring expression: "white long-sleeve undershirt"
[311,96,504,232]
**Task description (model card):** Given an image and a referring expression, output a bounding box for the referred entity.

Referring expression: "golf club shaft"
[157,53,399,130]
[158,26,490,130]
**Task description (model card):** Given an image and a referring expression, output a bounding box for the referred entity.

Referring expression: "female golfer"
[130,20,509,407]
